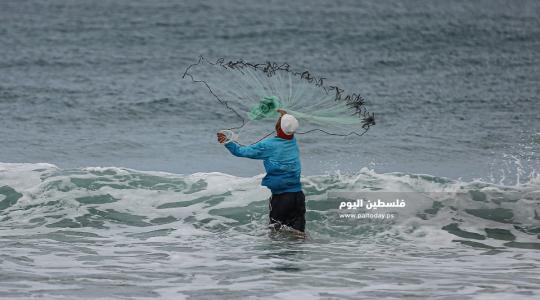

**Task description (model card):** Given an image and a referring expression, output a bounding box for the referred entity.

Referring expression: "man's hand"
[277,109,287,116]
[217,132,227,144]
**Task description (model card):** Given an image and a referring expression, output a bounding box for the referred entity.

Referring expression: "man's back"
[224,136,302,194]
[259,137,302,195]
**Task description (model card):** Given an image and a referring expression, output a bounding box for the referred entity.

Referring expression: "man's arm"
[223,140,270,160]
[217,132,270,160]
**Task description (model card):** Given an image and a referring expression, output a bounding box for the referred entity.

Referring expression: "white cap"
[280,114,299,135]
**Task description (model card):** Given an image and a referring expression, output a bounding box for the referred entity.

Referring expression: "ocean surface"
[1,0,539,299]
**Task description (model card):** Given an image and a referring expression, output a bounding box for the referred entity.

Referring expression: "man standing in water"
[217,109,305,234]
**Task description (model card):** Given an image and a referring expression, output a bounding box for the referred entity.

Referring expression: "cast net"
[182,56,375,144]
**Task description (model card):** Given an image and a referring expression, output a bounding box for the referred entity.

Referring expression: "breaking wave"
[1,162,538,250]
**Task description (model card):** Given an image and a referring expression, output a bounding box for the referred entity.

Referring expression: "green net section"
[248,96,282,120]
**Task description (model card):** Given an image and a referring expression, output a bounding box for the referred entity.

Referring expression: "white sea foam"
[1,162,539,299]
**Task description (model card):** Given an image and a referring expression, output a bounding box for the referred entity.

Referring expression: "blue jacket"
[224,137,302,195]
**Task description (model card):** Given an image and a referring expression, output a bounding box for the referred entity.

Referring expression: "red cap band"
[277,127,293,140]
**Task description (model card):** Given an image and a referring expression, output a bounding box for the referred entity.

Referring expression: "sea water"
[1,0,539,299]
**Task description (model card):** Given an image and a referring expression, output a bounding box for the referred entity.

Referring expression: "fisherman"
[217,109,305,234]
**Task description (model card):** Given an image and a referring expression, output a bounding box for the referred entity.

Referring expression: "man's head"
[276,113,299,139]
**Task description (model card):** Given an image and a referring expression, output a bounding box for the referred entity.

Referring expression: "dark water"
[1,0,538,179]
[1,0,540,299]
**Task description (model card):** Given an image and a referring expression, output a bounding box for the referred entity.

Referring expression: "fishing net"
[182,56,375,144]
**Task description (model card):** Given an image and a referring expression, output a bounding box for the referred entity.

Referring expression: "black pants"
[269,191,306,232]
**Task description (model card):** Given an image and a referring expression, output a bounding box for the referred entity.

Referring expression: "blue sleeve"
[224,140,271,160]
